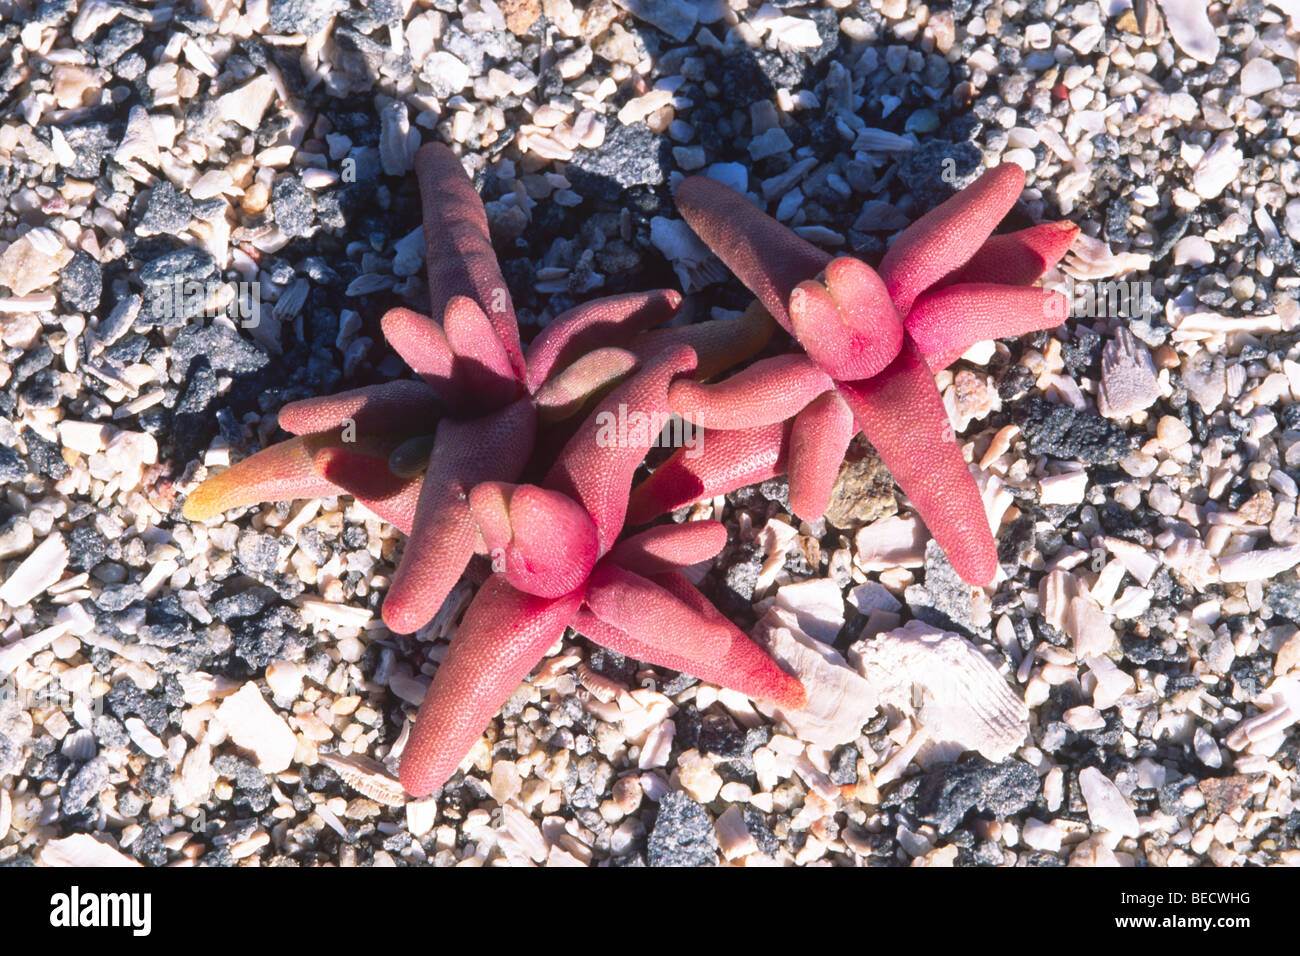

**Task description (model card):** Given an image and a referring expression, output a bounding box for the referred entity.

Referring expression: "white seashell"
[215,75,276,131]
[773,578,844,644]
[755,620,879,749]
[850,621,1029,762]
[1040,470,1089,505]
[379,100,418,177]
[0,532,69,609]
[113,105,160,168]
[38,834,142,867]
[1155,0,1221,63]
[1192,134,1244,200]
[1098,328,1161,420]
[852,128,915,152]
[60,729,97,762]
[649,216,727,293]
[1103,536,1160,585]
[715,805,758,860]
[318,751,406,807]
[213,682,298,773]
[855,514,928,570]
[1078,767,1140,837]
[1217,543,1300,583]
[499,804,548,863]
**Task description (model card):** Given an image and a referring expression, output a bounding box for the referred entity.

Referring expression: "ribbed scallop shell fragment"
[850,621,1029,762]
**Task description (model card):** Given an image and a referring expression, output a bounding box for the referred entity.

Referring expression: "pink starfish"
[627,164,1079,586]
[183,143,774,635]
[398,345,807,797]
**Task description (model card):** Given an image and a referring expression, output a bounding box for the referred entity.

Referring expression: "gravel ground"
[2,0,1300,867]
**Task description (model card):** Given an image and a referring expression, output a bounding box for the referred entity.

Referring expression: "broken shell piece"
[1097,328,1160,420]
[849,620,1029,762]
[1078,766,1140,837]
[1217,543,1300,583]
[772,578,845,644]
[38,834,142,867]
[213,682,298,773]
[754,616,879,749]
[1039,568,1116,658]
[855,514,928,571]
[318,751,407,807]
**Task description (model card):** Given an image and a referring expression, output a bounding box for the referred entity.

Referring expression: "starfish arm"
[668,353,832,429]
[605,520,727,575]
[906,283,1070,371]
[383,397,537,634]
[535,347,639,425]
[625,300,777,382]
[674,176,830,332]
[574,572,806,709]
[398,575,583,797]
[544,345,697,553]
[443,295,523,407]
[625,422,789,526]
[524,290,681,392]
[467,483,599,599]
[787,389,856,522]
[584,563,730,659]
[381,307,459,398]
[414,143,525,380]
[878,163,1027,315]
[312,446,423,535]
[789,256,904,380]
[942,221,1081,287]
[181,434,343,521]
[836,336,998,586]
[277,379,441,436]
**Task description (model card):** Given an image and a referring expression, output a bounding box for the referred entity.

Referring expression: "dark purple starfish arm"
[312,446,423,536]
[383,397,537,634]
[277,379,442,436]
[788,389,855,522]
[524,290,682,392]
[584,563,730,659]
[574,570,806,709]
[668,353,832,429]
[673,176,830,333]
[625,422,789,527]
[877,164,1027,314]
[399,575,583,798]
[381,306,459,399]
[605,520,727,576]
[836,336,998,586]
[906,283,1070,371]
[624,300,777,382]
[443,295,523,407]
[544,345,697,553]
[942,221,1080,287]
[415,143,525,381]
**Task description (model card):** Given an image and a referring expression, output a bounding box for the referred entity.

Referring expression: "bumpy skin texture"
[182,143,803,800]
[397,348,806,797]
[634,165,1080,586]
[183,143,773,637]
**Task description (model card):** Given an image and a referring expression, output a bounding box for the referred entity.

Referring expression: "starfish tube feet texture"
[633,164,1079,586]
[396,347,806,796]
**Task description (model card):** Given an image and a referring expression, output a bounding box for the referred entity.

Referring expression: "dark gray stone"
[916,758,1039,833]
[647,791,718,867]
